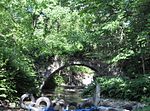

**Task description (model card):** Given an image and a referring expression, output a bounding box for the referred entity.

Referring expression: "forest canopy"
[0,0,150,102]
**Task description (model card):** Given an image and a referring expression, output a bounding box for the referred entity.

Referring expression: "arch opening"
[41,63,98,93]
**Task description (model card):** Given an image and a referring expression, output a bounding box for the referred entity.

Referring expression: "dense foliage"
[0,0,150,102]
[82,74,150,102]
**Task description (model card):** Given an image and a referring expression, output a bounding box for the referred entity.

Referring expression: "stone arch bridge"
[41,58,121,92]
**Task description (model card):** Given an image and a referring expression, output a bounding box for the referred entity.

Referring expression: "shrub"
[82,74,150,102]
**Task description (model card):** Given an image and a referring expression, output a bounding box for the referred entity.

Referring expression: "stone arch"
[40,58,121,93]
[41,62,99,92]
